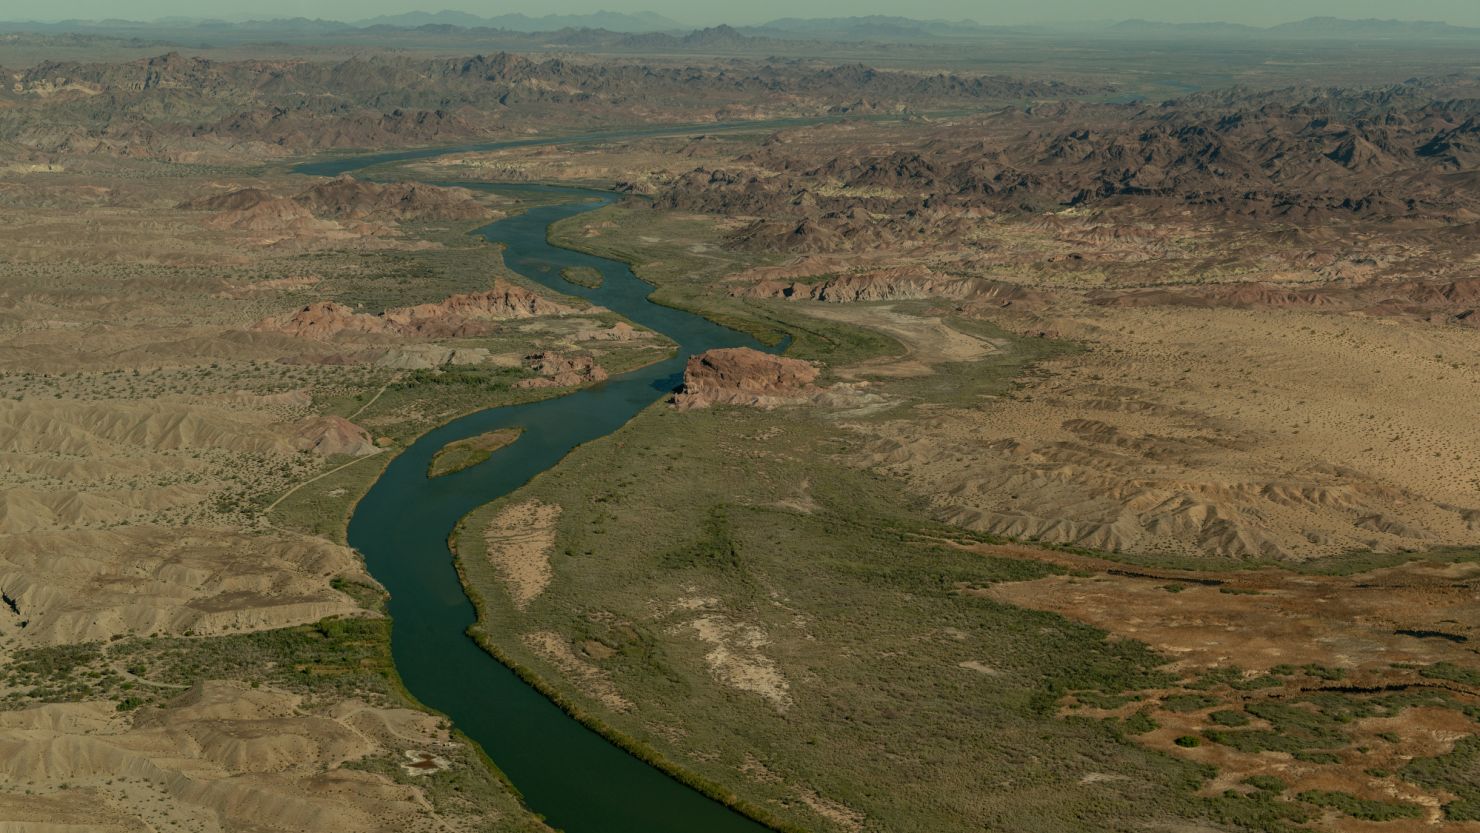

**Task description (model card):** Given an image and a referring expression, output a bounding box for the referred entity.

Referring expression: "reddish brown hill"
[255,281,574,341]
[261,301,389,339]
[655,80,1480,253]
[1091,277,1480,326]
[381,285,575,337]
[672,347,820,409]
[293,415,376,456]
[514,352,609,388]
[293,176,492,221]
[733,266,1043,306]
[183,176,493,225]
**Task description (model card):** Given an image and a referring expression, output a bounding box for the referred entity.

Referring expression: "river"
[295,138,777,833]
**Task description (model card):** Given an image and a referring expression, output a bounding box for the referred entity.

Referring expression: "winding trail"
[263,447,385,516]
[294,134,787,833]
[348,375,397,420]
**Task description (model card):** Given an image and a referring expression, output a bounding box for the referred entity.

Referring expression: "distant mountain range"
[1107,16,1480,38]
[354,10,682,33]
[755,15,1002,39]
[2,12,1478,44]
[758,15,1480,40]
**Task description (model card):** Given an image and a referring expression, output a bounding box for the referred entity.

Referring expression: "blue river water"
[295,144,777,832]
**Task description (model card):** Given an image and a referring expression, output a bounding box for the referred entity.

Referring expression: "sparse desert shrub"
[1296,790,1423,821]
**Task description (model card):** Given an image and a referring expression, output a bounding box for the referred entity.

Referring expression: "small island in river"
[428,427,525,477]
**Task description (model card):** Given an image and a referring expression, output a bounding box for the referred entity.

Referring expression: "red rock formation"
[672,347,820,410]
[263,301,389,339]
[655,82,1480,256]
[254,281,574,341]
[385,284,572,332]
[292,176,493,221]
[181,176,493,237]
[735,265,1042,307]
[514,352,609,389]
[1091,277,1480,327]
[293,415,376,457]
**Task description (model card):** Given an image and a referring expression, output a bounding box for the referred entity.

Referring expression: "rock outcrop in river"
[515,351,609,388]
[672,347,820,409]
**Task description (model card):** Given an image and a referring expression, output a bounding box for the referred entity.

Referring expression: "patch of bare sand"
[796,788,866,832]
[0,681,485,833]
[771,477,820,514]
[793,303,1005,378]
[679,607,792,711]
[1122,695,1474,828]
[483,500,559,609]
[979,559,1480,672]
[953,532,1480,829]
[520,630,632,712]
[661,594,795,709]
[739,755,865,831]
[861,306,1480,560]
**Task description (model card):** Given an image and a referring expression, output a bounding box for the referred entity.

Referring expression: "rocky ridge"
[514,351,609,388]
[1,51,1082,161]
[672,347,821,409]
[654,79,1480,251]
[255,281,576,340]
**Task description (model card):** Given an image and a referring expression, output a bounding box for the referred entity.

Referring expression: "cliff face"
[672,347,820,410]
[255,281,575,341]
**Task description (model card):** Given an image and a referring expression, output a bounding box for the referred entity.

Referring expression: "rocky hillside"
[672,347,821,409]
[0,52,1081,161]
[654,77,1480,249]
[183,175,494,222]
[255,280,576,340]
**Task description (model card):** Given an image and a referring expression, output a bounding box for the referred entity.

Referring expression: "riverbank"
[337,171,789,832]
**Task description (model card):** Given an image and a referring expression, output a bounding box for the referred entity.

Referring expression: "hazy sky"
[13,0,1480,27]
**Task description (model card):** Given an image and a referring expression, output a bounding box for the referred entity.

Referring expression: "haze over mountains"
[4,4,1480,830]
[355,9,684,32]
[4,11,1480,42]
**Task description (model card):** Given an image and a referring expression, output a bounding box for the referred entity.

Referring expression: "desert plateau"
[0,4,1477,833]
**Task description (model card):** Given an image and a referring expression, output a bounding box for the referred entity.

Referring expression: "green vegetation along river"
[296,137,780,832]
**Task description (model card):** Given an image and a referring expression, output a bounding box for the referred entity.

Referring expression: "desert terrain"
[0,156,627,831]
[449,69,1480,833]
[0,93,685,830]
[0,14,1476,833]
